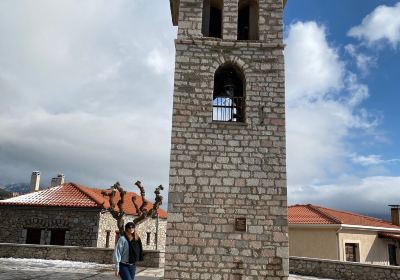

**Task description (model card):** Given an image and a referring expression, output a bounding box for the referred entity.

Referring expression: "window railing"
[213,97,244,122]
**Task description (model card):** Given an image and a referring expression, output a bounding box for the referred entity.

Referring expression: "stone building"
[0,182,167,250]
[165,0,288,279]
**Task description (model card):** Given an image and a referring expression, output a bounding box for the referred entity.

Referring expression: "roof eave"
[289,224,341,228]
[340,224,400,232]
[170,0,179,26]
[0,203,102,210]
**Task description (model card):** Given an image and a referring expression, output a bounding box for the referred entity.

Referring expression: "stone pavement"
[0,258,334,280]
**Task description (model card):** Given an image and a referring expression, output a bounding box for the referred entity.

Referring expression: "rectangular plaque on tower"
[235,218,247,232]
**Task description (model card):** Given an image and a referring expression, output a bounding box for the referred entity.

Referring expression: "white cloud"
[285,21,376,186]
[345,44,376,74]
[289,176,400,218]
[0,0,177,114]
[286,101,348,185]
[285,21,399,216]
[146,48,175,75]
[343,73,370,109]
[348,3,400,48]
[0,109,171,193]
[0,0,176,201]
[285,22,344,103]
[351,154,400,166]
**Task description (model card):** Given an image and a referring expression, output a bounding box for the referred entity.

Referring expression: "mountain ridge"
[0,183,29,194]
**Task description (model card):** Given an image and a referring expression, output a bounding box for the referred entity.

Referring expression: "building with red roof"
[0,182,167,250]
[289,204,400,266]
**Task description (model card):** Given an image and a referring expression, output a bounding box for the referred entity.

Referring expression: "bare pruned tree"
[101,181,164,233]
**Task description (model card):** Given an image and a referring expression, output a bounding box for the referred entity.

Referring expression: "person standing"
[113,222,144,280]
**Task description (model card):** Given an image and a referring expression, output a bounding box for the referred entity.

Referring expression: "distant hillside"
[0,188,11,200]
[0,183,29,194]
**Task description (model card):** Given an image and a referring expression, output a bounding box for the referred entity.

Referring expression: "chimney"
[389,205,400,226]
[51,173,65,187]
[30,171,41,192]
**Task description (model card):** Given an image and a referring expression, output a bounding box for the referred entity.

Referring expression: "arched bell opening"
[212,64,245,122]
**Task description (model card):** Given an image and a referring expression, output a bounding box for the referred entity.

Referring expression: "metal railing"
[212,97,244,122]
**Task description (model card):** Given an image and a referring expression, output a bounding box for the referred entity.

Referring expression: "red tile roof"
[289,204,400,229]
[288,204,341,225]
[78,185,167,219]
[0,183,99,208]
[0,182,167,218]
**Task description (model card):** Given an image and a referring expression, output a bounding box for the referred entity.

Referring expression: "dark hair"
[124,222,136,230]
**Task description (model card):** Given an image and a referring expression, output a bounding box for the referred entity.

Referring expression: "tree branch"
[101,182,126,233]
[101,180,164,232]
[135,181,148,213]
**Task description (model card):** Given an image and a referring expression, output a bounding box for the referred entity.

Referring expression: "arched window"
[238,0,259,40]
[213,64,245,122]
[202,0,223,38]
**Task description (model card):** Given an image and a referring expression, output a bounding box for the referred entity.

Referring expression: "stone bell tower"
[165,0,288,279]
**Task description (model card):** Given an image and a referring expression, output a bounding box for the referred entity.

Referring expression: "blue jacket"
[112,235,143,273]
[113,235,129,272]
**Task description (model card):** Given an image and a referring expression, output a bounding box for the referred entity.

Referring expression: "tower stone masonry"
[165,0,288,279]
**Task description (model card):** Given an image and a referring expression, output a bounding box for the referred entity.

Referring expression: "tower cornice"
[175,37,285,50]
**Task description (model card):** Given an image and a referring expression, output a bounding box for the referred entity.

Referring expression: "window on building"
[213,64,245,122]
[202,0,223,38]
[238,0,259,40]
[105,231,111,248]
[26,228,41,244]
[345,243,359,262]
[389,244,398,266]
[146,232,151,246]
[50,229,66,246]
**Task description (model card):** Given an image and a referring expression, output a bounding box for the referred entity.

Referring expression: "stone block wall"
[223,0,239,40]
[0,206,100,247]
[165,0,287,279]
[176,0,283,41]
[0,243,165,267]
[0,206,167,250]
[290,256,400,280]
[97,211,117,248]
[126,216,167,251]
[97,212,167,250]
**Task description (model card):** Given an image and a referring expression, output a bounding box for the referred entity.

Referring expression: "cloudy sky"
[0,0,399,217]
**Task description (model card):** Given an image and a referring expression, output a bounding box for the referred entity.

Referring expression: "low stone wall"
[0,243,164,268]
[290,256,400,280]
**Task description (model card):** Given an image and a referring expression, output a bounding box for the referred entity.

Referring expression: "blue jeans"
[119,263,136,280]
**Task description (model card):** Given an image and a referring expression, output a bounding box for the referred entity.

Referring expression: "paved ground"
[0,258,333,280]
